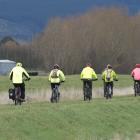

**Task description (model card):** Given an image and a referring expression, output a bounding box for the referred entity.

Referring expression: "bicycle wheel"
[106,91,109,99]
[84,86,91,101]
[15,98,18,105]
[15,96,21,105]
[51,88,59,103]
[87,88,92,101]
[106,84,112,99]
[106,86,109,99]
[55,86,59,103]
[51,90,55,103]
[55,91,59,103]
[84,87,87,101]
[134,82,138,96]
[137,83,140,96]
[109,86,112,99]
[14,87,22,105]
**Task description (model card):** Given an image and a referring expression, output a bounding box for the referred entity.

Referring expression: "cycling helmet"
[135,64,140,68]
[53,64,60,69]
[86,63,92,67]
[107,64,112,69]
[16,62,22,67]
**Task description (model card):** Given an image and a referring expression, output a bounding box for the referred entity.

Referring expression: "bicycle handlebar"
[23,77,31,81]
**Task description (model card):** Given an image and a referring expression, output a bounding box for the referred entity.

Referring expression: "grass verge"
[0,96,140,140]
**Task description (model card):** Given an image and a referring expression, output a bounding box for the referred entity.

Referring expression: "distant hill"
[0,0,140,41]
[0,18,34,42]
[0,36,19,46]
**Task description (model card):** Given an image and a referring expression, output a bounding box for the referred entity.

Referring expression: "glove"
[28,77,31,81]
[93,78,98,81]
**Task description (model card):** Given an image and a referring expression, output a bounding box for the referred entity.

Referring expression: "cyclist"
[131,64,140,94]
[80,63,98,100]
[9,62,30,101]
[102,64,118,97]
[49,64,65,102]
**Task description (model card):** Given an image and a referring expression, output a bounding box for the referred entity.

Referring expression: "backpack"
[51,69,59,78]
[106,69,112,81]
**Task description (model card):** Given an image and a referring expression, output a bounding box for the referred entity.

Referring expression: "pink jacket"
[131,68,140,80]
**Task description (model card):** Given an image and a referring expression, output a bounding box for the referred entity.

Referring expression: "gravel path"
[0,87,135,104]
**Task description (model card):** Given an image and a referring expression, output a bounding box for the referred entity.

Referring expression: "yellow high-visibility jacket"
[80,66,98,80]
[102,69,118,82]
[9,66,30,84]
[49,69,65,83]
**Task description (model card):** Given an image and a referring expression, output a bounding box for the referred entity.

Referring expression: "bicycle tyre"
[87,88,91,101]
[51,91,55,103]
[137,83,140,96]
[106,85,112,99]
[55,92,59,103]
[84,86,91,101]
[15,98,18,105]
[14,87,22,105]
[134,82,138,96]
[51,88,59,103]
[84,87,87,101]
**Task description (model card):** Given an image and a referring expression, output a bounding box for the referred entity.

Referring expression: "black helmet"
[107,64,112,69]
[54,64,60,69]
[86,63,92,67]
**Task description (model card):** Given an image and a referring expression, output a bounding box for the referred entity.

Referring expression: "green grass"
[0,74,133,92]
[0,75,138,140]
[0,96,140,140]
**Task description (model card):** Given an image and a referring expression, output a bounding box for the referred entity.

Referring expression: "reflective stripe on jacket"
[49,69,65,83]
[80,66,97,80]
[102,69,118,82]
[9,66,30,84]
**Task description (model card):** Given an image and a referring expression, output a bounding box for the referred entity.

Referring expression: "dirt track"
[0,87,134,105]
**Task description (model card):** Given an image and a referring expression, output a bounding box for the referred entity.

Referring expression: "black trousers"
[83,80,92,96]
[134,80,140,86]
[104,82,113,95]
[51,83,60,90]
[134,80,140,91]
[13,83,25,99]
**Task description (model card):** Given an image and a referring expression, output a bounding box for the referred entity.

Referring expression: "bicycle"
[134,81,140,96]
[82,79,96,101]
[13,78,30,105]
[105,83,112,99]
[105,79,118,99]
[51,84,60,103]
[84,82,92,101]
